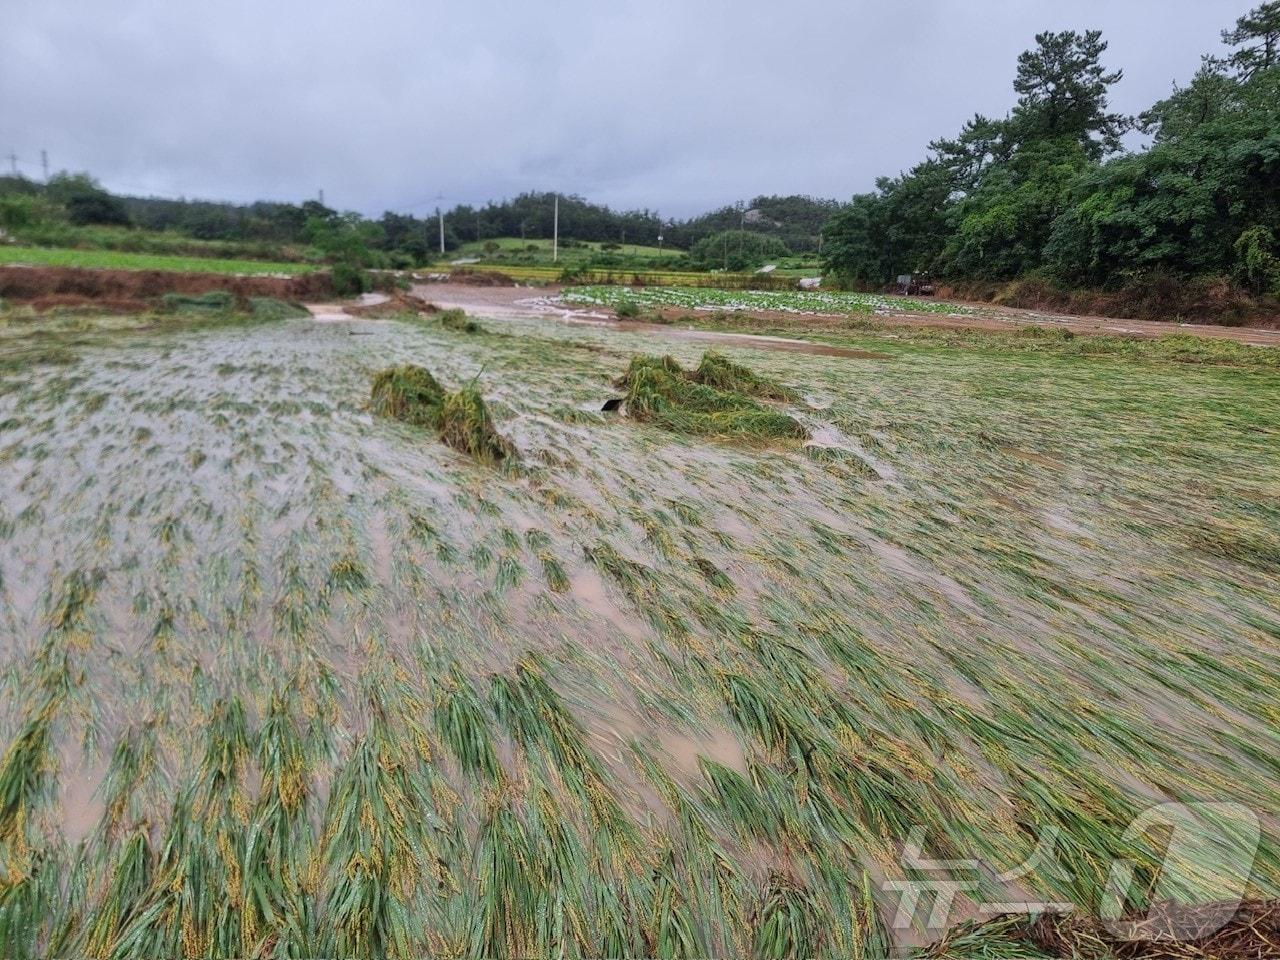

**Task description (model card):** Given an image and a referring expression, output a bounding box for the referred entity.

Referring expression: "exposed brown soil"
[344,290,439,317]
[0,265,334,302]
[938,277,1280,328]
[443,268,517,286]
[1022,901,1280,960]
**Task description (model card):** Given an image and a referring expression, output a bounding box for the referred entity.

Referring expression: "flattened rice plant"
[437,386,514,463]
[370,365,514,462]
[369,364,445,427]
[616,354,806,442]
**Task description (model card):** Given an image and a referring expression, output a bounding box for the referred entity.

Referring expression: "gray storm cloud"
[0,0,1247,217]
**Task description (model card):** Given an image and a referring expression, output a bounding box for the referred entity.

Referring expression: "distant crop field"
[0,244,319,275]
[563,283,972,316]
[439,262,818,288]
[446,236,686,266]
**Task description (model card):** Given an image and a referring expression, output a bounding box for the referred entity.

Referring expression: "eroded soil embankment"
[0,265,335,303]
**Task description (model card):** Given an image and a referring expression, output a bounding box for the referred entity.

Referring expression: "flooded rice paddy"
[0,305,1278,957]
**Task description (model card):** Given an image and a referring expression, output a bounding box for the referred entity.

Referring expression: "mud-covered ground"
[421,281,1280,347]
[0,303,1278,957]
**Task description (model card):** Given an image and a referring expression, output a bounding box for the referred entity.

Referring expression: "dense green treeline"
[0,171,834,266]
[822,3,1280,299]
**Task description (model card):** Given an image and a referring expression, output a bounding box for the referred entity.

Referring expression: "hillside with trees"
[668,196,839,253]
[822,2,1280,319]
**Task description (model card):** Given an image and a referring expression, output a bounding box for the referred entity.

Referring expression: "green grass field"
[0,300,1277,957]
[0,244,320,275]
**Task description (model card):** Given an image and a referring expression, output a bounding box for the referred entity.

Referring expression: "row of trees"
[435,193,835,253]
[0,171,834,265]
[822,3,1280,296]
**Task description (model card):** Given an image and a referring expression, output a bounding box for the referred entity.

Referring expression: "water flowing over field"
[0,303,1278,957]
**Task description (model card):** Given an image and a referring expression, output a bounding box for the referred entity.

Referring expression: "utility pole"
[6,154,17,176]
[318,188,325,206]
[552,194,559,263]
[738,201,745,262]
[41,150,48,182]
[435,193,446,254]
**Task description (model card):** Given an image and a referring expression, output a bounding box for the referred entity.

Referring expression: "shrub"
[1234,226,1280,295]
[615,299,641,318]
[0,194,58,233]
[330,262,370,296]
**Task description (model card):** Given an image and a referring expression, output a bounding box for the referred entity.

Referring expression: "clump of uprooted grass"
[155,291,307,329]
[439,308,483,333]
[694,350,799,401]
[248,297,310,321]
[615,353,805,441]
[370,363,514,461]
[370,364,446,426]
[159,290,235,314]
[437,385,514,461]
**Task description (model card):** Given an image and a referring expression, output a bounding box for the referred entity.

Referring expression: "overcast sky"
[0,0,1248,218]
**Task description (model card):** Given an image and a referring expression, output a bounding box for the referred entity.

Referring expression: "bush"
[615,299,641,318]
[0,194,59,233]
[330,262,370,296]
[1234,226,1280,295]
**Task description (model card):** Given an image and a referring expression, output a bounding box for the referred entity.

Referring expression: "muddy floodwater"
[0,303,1278,956]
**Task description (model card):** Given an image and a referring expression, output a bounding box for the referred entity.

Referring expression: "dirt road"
[412,282,1280,348]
